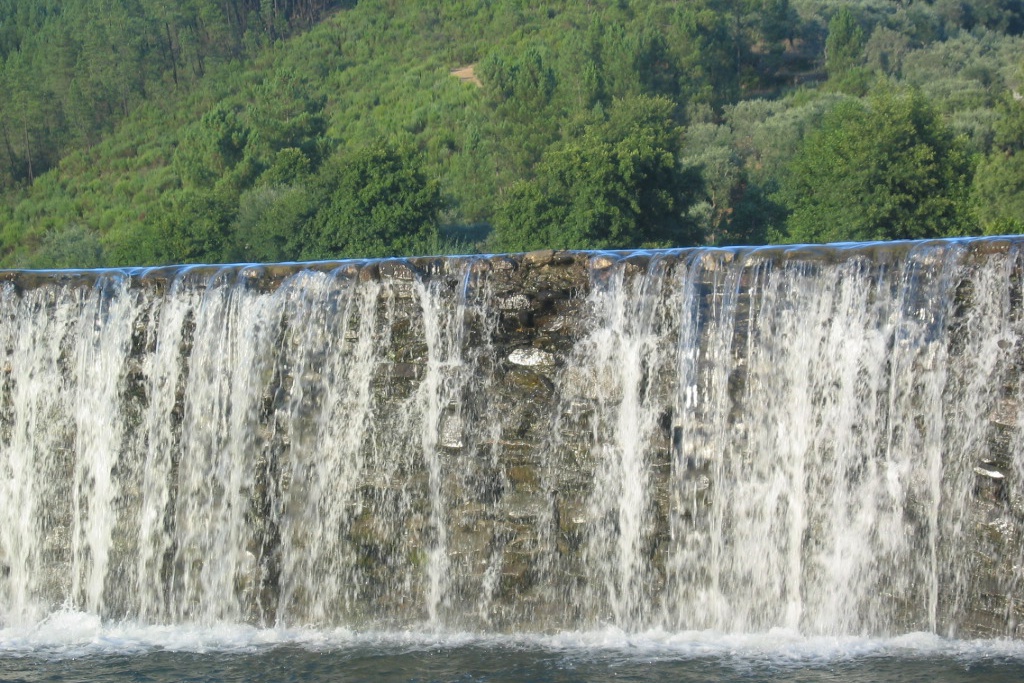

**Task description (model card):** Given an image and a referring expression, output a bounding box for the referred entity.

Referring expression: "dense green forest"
[0,0,1022,268]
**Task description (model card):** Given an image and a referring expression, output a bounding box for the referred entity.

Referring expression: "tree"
[157,188,237,263]
[232,179,315,263]
[28,222,105,269]
[825,7,871,94]
[684,139,783,246]
[596,21,678,102]
[972,153,1024,234]
[493,95,701,252]
[244,69,329,168]
[663,0,739,109]
[174,104,251,189]
[479,45,557,119]
[826,7,865,77]
[300,142,441,260]
[863,26,912,78]
[972,93,1024,233]
[777,86,971,244]
[972,0,1024,35]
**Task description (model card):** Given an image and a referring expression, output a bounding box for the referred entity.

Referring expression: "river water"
[3,615,1024,682]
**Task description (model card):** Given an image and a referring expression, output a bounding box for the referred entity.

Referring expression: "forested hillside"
[0,0,1022,268]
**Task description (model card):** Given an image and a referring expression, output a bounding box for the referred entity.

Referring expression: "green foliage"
[2,1,1023,268]
[233,182,315,262]
[260,147,314,187]
[301,142,441,260]
[900,30,1020,117]
[972,152,1024,233]
[970,0,1024,35]
[174,105,251,189]
[494,96,700,251]
[244,70,330,167]
[480,46,557,115]
[827,7,866,78]
[158,188,238,263]
[23,223,104,269]
[992,91,1024,152]
[972,93,1024,233]
[682,95,839,246]
[863,26,912,78]
[0,0,339,193]
[826,6,874,94]
[661,0,740,109]
[683,139,785,247]
[778,85,972,243]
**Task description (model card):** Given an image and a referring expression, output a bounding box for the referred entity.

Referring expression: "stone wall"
[1,240,1023,636]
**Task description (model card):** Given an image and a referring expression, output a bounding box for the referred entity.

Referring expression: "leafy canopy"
[300,142,441,260]
[494,95,700,252]
[972,93,1024,234]
[778,85,971,244]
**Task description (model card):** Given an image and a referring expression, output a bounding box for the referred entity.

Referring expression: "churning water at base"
[2,615,1024,682]
[2,238,1024,678]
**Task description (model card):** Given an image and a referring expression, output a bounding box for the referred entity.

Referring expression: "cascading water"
[0,238,1022,640]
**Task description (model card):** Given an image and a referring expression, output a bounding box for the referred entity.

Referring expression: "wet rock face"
[2,239,1024,637]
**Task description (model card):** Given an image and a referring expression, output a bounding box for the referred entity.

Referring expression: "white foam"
[0,610,337,658]
[3,613,1024,664]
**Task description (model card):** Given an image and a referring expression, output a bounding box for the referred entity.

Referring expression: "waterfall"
[0,239,1022,638]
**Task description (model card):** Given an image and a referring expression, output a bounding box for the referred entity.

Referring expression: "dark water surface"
[2,617,1024,682]
[5,644,1024,683]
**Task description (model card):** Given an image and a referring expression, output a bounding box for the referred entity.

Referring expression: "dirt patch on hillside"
[450,64,482,87]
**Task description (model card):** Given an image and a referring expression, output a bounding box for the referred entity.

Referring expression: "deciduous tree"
[301,142,441,259]
[494,95,701,251]
[778,86,971,243]
[972,93,1024,233]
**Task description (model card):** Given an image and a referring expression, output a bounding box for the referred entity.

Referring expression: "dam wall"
[1,238,1022,637]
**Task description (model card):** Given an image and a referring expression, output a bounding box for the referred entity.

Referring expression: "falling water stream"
[1,238,1024,680]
